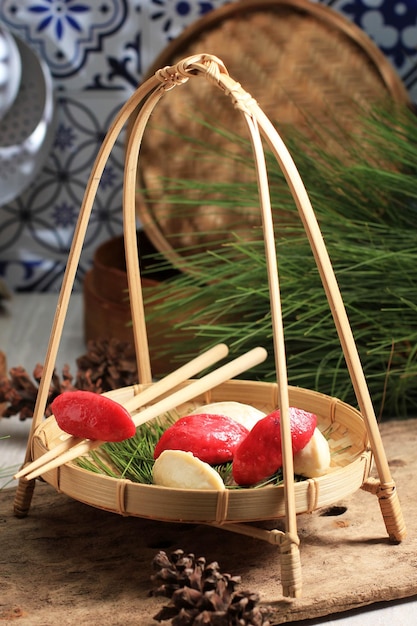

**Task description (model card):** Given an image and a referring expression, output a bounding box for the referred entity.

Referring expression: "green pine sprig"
[139,104,417,418]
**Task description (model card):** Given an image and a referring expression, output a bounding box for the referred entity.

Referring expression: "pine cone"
[0,339,138,419]
[0,364,78,420]
[150,550,271,626]
[75,339,137,392]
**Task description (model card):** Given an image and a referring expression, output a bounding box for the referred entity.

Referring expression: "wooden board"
[1,419,416,625]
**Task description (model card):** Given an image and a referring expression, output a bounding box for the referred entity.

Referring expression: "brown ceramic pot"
[83,232,197,376]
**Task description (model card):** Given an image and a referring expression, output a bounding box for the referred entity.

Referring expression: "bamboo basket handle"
[251,104,406,542]
[121,54,405,544]
[15,75,162,513]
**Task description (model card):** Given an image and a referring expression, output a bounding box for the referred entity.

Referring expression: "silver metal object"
[0,33,56,206]
[0,24,21,120]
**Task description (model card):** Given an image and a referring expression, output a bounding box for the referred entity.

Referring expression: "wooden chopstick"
[15,343,229,480]
[18,346,267,482]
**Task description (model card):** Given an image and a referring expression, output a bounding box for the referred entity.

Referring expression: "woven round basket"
[31,381,370,523]
[15,53,405,598]
[134,0,409,271]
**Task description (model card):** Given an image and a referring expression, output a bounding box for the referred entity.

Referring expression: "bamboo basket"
[133,0,410,271]
[31,382,370,522]
[14,53,405,599]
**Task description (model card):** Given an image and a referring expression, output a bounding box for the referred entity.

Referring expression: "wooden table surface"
[1,293,416,625]
[0,293,85,486]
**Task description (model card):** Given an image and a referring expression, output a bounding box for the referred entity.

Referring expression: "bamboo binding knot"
[13,477,36,518]
[276,530,301,552]
[329,396,339,423]
[306,478,319,513]
[154,53,257,127]
[275,531,302,598]
[155,53,228,90]
[156,64,190,90]
[224,83,258,116]
[115,478,131,516]
[362,477,406,542]
[264,528,300,549]
[362,476,395,498]
[215,487,230,524]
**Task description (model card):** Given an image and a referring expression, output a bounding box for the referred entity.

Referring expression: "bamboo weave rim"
[16,52,406,599]
[30,381,371,524]
[134,0,410,269]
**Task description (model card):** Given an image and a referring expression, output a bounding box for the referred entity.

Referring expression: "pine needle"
[139,103,417,418]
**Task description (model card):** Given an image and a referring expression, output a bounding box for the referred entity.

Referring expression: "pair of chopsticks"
[15,344,267,482]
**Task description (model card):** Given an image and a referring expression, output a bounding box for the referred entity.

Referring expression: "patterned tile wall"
[0,0,416,293]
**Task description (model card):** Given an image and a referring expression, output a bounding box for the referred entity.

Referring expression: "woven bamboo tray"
[30,382,370,522]
[134,0,410,270]
[14,53,405,599]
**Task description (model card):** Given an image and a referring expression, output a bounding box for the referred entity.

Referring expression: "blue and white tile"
[0,0,416,293]
[0,92,126,292]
